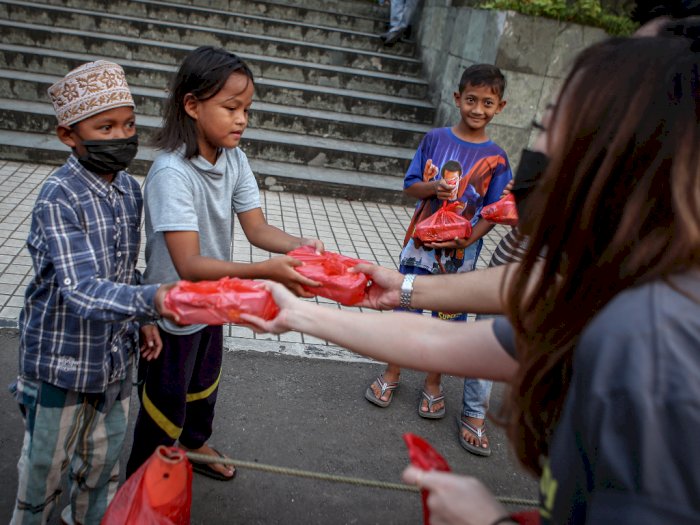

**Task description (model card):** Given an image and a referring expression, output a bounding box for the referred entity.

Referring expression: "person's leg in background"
[460,376,493,457]
[382,0,420,45]
[458,313,494,457]
[365,265,431,408]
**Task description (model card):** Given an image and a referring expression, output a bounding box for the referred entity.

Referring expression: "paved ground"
[0,161,536,524]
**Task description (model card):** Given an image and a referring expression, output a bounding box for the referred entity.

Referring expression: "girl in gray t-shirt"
[126,46,324,482]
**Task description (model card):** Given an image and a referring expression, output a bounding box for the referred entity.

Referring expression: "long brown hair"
[505,36,700,475]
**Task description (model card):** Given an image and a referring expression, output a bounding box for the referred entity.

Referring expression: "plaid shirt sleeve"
[39,197,158,321]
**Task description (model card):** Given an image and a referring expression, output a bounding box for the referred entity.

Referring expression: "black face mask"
[511,149,549,220]
[75,134,139,175]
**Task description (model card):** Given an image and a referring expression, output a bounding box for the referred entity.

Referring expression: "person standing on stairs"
[125,46,324,482]
[381,0,420,45]
[364,64,512,452]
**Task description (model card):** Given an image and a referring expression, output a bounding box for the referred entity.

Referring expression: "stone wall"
[415,1,607,166]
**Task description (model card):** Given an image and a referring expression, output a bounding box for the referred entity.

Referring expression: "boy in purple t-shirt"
[365,64,512,457]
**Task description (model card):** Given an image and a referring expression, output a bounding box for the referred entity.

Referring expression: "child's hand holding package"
[413,202,472,247]
[481,193,518,226]
[287,246,370,305]
[164,277,279,325]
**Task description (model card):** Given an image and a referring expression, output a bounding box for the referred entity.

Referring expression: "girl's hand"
[257,256,320,297]
[424,237,471,250]
[349,263,403,310]
[402,466,509,525]
[239,281,302,334]
[139,324,163,361]
[298,237,324,254]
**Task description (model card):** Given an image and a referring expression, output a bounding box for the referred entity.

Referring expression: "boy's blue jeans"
[399,255,492,420]
[389,0,419,31]
[462,312,495,419]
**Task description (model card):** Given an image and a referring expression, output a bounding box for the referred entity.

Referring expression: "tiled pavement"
[0,160,508,361]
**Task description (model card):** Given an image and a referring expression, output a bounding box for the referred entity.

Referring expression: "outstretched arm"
[242,282,518,381]
[238,207,324,254]
[354,263,513,314]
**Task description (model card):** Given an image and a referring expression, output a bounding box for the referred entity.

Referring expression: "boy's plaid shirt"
[18,156,159,393]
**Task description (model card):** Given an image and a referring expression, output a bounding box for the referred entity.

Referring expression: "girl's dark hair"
[504,35,699,476]
[155,46,254,158]
[458,64,506,99]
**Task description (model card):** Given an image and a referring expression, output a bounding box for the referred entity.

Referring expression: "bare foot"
[185,443,235,479]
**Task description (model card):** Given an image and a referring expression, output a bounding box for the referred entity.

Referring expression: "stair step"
[36,0,392,28]
[0,76,429,146]
[0,1,420,75]
[0,0,431,203]
[0,97,417,175]
[31,0,403,54]
[0,64,434,126]
[0,41,428,100]
[0,129,413,204]
[239,0,390,20]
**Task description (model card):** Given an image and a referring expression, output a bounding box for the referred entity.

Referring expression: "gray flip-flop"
[458,418,491,457]
[417,389,445,419]
[364,375,399,408]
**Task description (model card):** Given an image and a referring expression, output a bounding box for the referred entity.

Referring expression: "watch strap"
[399,274,416,309]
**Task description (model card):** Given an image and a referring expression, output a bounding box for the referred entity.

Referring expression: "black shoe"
[383,28,404,46]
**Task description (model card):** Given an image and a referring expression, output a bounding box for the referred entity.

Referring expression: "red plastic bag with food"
[164,277,279,325]
[403,433,451,525]
[413,202,472,243]
[101,446,192,525]
[481,193,519,226]
[287,246,369,306]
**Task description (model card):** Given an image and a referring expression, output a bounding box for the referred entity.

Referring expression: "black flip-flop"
[190,447,236,481]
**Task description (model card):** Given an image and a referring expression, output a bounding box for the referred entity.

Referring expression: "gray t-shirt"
[144,147,260,335]
[493,272,700,524]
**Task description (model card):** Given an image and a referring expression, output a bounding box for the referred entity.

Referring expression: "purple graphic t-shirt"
[400,127,512,274]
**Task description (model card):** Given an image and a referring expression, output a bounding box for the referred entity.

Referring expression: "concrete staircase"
[0,0,434,203]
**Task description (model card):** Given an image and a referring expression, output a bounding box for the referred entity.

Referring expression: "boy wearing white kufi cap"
[10,61,177,525]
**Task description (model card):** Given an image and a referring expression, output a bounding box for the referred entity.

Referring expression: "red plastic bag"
[511,511,542,525]
[102,446,192,525]
[481,193,519,226]
[287,246,369,306]
[413,202,472,243]
[164,277,279,325]
[403,433,451,525]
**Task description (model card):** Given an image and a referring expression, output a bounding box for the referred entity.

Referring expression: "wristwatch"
[399,274,416,309]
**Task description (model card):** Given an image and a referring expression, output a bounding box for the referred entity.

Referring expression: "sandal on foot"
[458,418,491,457]
[418,388,446,419]
[365,375,399,408]
[190,447,237,481]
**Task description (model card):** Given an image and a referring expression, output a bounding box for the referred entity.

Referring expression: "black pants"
[126,325,223,477]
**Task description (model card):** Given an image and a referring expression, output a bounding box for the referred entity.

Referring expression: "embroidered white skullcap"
[47,60,135,127]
